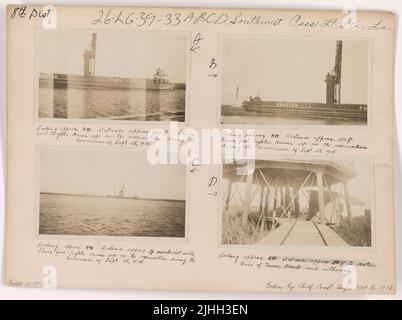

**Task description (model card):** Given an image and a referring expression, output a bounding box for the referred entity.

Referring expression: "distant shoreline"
[40,192,185,203]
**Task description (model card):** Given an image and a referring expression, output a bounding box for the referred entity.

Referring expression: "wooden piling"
[242,170,254,225]
[316,171,326,225]
[343,181,353,222]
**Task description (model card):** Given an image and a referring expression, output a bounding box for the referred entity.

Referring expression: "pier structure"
[223,160,356,246]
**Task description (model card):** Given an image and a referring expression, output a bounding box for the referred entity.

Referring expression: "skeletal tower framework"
[325,40,343,105]
[119,183,125,198]
[83,33,97,77]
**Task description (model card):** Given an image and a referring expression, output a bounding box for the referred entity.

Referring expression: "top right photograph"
[220,37,370,126]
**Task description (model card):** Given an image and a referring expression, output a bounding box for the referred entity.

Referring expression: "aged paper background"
[5,5,395,294]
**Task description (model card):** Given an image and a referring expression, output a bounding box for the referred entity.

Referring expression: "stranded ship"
[242,96,368,121]
[39,33,185,91]
[240,41,368,122]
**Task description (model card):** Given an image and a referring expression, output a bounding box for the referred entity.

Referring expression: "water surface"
[39,87,185,121]
[39,193,185,237]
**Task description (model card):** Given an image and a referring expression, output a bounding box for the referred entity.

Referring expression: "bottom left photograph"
[38,147,186,238]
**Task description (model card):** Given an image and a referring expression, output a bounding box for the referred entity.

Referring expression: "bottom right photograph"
[221,158,373,247]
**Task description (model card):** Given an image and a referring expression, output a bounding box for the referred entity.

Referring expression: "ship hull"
[39,73,184,90]
[242,101,367,121]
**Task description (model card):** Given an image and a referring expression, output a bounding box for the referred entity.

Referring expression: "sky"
[37,30,187,83]
[40,148,186,200]
[348,159,372,206]
[221,37,369,105]
[224,159,372,209]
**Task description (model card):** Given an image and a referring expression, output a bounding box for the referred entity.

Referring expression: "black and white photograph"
[222,159,373,247]
[39,148,186,237]
[220,37,370,126]
[37,30,187,121]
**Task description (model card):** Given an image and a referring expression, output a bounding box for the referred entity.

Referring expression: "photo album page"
[5,5,396,294]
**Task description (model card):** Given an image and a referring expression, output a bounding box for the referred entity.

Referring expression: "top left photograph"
[36,30,188,122]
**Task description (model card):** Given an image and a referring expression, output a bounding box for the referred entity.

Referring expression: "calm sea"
[39,87,185,121]
[39,193,185,237]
